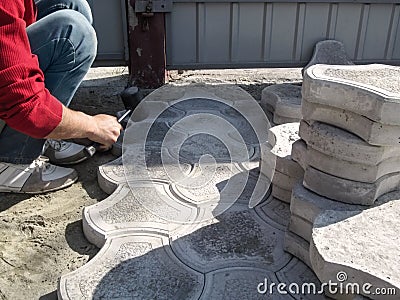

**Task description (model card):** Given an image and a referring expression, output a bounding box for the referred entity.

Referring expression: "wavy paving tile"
[59,84,328,299]
[58,233,204,300]
[170,204,292,273]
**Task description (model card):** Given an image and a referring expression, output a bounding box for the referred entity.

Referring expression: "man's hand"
[45,106,122,148]
[88,114,122,148]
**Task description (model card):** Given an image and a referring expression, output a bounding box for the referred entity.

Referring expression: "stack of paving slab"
[260,83,303,125]
[285,63,400,299]
[260,123,304,205]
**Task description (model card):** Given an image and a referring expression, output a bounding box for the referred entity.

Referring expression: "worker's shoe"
[0,156,78,194]
[43,139,88,165]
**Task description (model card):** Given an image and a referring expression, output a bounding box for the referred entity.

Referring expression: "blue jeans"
[0,0,96,164]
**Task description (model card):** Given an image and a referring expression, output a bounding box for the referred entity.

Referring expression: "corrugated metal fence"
[165,0,400,68]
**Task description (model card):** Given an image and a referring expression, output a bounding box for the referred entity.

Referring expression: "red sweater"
[0,0,63,138]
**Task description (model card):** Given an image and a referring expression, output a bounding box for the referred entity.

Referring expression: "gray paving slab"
[303,40,353,74]
[275,258,326,300]
[261,84,302,122]
[97,151,193,195]
[273,169,302,191]
[272,185,292,204]
[299,120,400,166]
[302,97,400,146]
[255,196,291,231]
[284,231,311,269]
[290,183,394,225]
[303,165,400,205]
[293,137,400,183]
[273,113,302,125]
[83,184,198,248]
[58,233,204,300]
[311,199,400,299]
[288,214,313,243]
[170,204,292,273]
[200,267,287,300]
[261,123,303,180]
[303,64,400,125]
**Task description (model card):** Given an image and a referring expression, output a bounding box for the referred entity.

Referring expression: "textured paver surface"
[303,64,400,125]
[58,84,324,299]
[311,192,400,299]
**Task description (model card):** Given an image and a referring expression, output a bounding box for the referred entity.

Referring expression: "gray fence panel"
[166,1,400,68]
[91,0,128,63]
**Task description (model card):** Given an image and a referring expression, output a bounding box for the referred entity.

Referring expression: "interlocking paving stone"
[288,214,313,243]
[170,204,292,273]
[273,169,302,191]
[272,185,292,204]
[284,231,311,269]
[293,137,400,183]
[303,64,400,125]
[58,233,204,300]
[83,184,197,248]
[62,84,325,299]
[98,151,193,195]
[255,196,291,231]
[261,84,302,124]
[302,97,400,146]
[303,40,353,73]
[303,165,400,205]
[290,184,391,225]
[200,267,288,300]
[299,120,400,166]
[310,199,400,299]
[275,258,325,300]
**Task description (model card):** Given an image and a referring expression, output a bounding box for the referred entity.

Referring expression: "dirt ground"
[0,67,302,300]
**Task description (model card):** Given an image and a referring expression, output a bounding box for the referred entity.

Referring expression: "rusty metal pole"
[126,0,167,89]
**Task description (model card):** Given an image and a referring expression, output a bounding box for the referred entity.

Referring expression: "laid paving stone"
[275,258,325,300]
[303,165,400,205]
[284,231,311,269]
[200,267,287,300]
[170,204,292,273]
[58,233,204,299]
[261,84,302,124]
[272,185,292,204]
[83,184,198,248]
[302,97,400,146]
[98,151,193,195]
[303,39,353,73]
[303,64,400,125]
[311,199,400,299]
[255,196,291,231]
[293,136,400,183]
[299,120,400,166]
[288,214,313,243]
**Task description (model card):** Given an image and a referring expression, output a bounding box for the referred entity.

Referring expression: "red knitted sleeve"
[0,0,63,139]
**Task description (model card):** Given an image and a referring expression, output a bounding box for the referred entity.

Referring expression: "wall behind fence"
[166,1,400,68]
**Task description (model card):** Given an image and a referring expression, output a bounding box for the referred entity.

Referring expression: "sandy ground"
[0,67,302,300]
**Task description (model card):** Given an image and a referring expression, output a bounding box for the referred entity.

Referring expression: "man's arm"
[45,106,122,148]
[0,1,121,147]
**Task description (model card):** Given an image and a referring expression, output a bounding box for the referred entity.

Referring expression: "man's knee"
[55,10,97,63]
[36,0,93,24]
